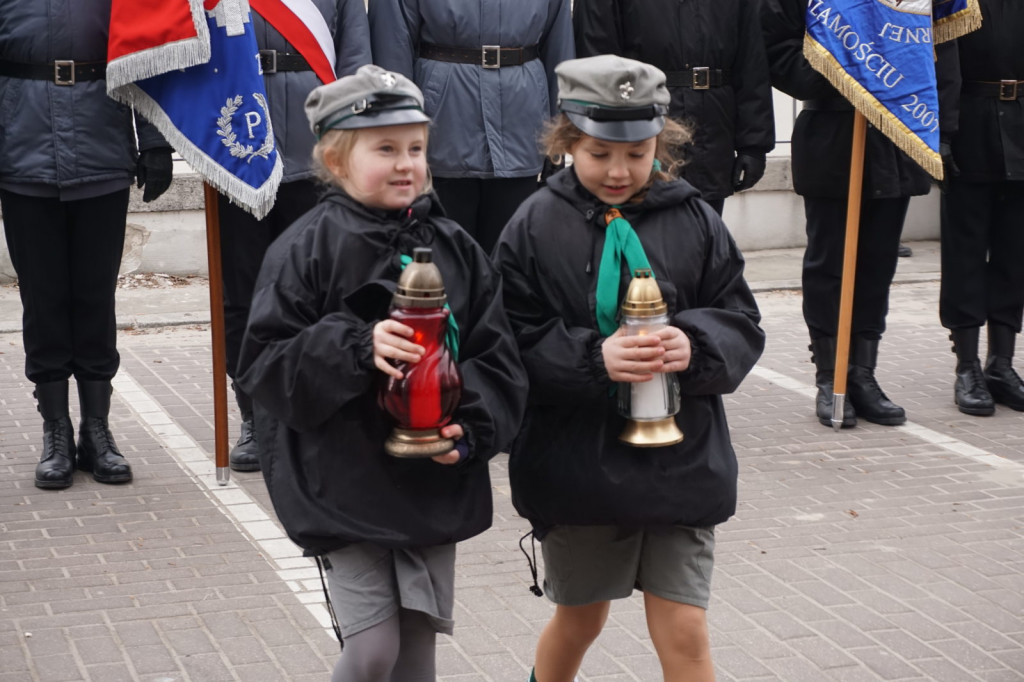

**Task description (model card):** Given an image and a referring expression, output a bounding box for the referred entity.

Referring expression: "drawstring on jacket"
[518,530,544,597]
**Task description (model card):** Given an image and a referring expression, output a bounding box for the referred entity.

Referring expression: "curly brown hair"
[540,113,693,185]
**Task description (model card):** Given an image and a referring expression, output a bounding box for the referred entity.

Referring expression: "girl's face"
[569,134,657,205]
[327,123,428,210]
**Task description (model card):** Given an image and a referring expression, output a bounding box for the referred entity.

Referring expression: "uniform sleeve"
[134,112,170,152]
[672,207,766,396]
[936,40,961,139]
[572,0,622,58]
[733,0,776,154]
[494,214,612,406]
[542,0,575,117]
[449,240,529,461]
[760,0,835,101]
[368,0,419,79]
[335,0,373,77]
[235,243,379,433]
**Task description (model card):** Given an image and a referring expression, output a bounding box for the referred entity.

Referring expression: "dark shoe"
[955,362,996,415]
[898,243,912,258]
[984,324,1024,411]
[985,357,1024,411]
[34,381,76,490]
[229,384,260,472]
[950,328,994,416]
[76,380,133,484]
[810,338,856,428]
[229,417,260,471]
[847,338,906,425]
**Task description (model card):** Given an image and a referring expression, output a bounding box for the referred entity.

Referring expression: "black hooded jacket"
[236,190,528,555]
[493,169,765,532]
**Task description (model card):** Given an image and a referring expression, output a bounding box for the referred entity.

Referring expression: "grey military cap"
[305,64,430,137]
[556,55,670,143]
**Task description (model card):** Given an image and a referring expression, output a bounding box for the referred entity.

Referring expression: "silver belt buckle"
[999,80,1018,101]
[692,66,710,90]
[259,49,277,74]
[482,45,501,69]
[54,60,75,86]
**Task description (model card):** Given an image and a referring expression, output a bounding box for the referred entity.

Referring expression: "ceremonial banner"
[107,0,282,219]
[803,0,981,180]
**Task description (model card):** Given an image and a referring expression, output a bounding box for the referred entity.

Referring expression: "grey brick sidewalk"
[2,249,1023,681]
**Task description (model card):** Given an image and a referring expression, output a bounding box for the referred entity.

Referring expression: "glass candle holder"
[380,248,462,457]
[617,269,684,448]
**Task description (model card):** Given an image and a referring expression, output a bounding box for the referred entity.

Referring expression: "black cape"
[493,169,765,532]
[237,190,528,555]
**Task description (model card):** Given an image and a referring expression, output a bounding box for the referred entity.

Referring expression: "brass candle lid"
[394,247,447,308]
[621,268,666,317]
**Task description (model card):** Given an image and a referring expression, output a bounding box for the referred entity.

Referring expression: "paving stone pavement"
[2,242,1023,681]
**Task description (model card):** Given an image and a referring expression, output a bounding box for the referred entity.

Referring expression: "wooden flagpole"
[203,182,231,484]
[831,110,868,431]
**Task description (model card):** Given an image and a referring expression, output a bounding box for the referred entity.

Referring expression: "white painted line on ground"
[110,372,335,638]
[751,365,1024,474]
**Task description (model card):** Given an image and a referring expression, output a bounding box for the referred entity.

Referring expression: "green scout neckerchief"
[399,254,460,360]
[595,207,653,336]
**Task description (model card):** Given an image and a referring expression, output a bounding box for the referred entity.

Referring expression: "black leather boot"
[810,337,856,428]
[33,380,76,490]
[847,338,906,425]
[229,383,260,472]
[984,324,1024,411]
[76,380,132,484]
[950,328,994,416]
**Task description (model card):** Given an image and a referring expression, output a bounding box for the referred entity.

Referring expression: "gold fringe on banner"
[933,0,983,44]
[803,36,944,181]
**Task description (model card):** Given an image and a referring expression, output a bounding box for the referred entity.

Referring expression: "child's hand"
[602,328,665,382]
[373,319,424,379]
[431,423,465,465]
[655,326,691,373]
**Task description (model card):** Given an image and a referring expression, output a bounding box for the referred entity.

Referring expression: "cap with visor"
[556,55,670,143]
[305,64,430,138]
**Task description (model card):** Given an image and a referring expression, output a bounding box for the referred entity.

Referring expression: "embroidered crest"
[217,93,275,163]
[618,81,634,101]
[379,72,397,89]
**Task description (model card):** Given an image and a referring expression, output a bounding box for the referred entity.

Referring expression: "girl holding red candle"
[235,64,527,681]
[494,55,765,682]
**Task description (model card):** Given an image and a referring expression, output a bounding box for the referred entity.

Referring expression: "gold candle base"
[385,427,455,458]
[619,417,685,448]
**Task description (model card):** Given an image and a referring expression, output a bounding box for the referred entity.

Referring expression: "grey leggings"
[331,608,437,682]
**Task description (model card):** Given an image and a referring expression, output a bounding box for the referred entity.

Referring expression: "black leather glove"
[938,141,960,193]
[732,152,766,192]
[136,147,173,203]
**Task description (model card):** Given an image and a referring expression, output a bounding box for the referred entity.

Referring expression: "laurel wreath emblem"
[217,93,275,163]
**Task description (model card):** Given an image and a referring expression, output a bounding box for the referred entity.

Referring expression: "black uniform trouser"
[802,195,908,341]
[218,179,319,379]
[940,178,1024,332]
[432,176,537,255]
[0,188,129,384]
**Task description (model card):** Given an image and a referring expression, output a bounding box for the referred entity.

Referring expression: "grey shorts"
[540,525,716,608]
[324,542,456,638]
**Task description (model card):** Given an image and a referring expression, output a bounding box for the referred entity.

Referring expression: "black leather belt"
[419,42,540,68]
[0,59,105,85]
[963,80,1024,100]
[664,68,730,89]
[259,50,312,74]
[803,97,854,111]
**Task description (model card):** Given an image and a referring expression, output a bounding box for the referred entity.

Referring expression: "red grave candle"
[380,248,462,457]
